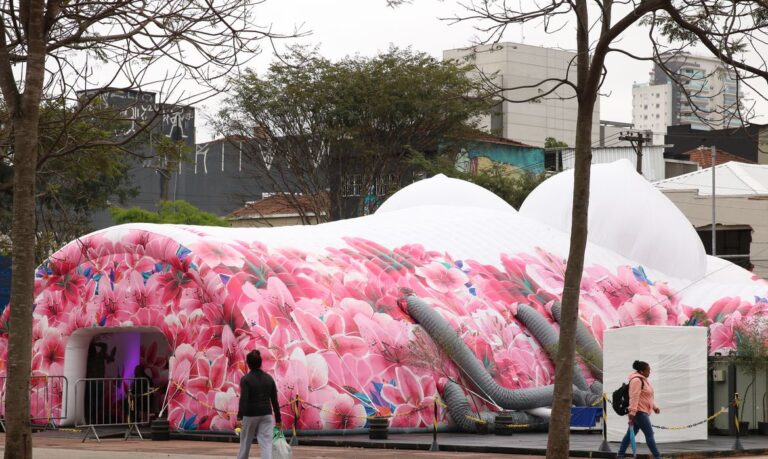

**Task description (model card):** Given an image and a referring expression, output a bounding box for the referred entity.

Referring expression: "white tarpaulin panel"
[604,326,708,443]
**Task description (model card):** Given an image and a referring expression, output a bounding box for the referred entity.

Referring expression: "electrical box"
[712,369,726,382]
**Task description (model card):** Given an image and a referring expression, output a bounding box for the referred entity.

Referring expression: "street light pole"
[711,145,717,257]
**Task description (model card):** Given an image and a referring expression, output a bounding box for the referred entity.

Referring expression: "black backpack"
[611,376,644,416]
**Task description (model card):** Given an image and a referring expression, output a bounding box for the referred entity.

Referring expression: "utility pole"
[711,145,717,257]
[619,131,651,175]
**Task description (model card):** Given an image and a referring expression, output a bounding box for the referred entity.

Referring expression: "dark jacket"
[237,369,281,422]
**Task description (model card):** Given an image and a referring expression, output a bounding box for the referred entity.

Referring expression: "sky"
[194,0,767,141]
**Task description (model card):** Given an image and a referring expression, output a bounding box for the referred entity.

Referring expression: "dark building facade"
[87,90,269,229]
[664,124,768,164]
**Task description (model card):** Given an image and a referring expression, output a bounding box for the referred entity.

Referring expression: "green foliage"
[735,315,768,366]
[544,137,569,149]
[0,98,138,262]
[111,200,229,226]
[408,151,547,210]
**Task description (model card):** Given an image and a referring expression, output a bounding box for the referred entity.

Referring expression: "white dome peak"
[376,174,515,214]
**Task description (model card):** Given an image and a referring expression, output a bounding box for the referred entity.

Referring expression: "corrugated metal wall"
[560,145,667,181]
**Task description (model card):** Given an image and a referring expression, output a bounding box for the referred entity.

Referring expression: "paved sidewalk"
[5,447,536,459]
[5,431,768,458]
[0,434,544,459]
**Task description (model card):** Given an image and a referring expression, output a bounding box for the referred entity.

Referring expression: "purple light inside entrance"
[122,332,142,384]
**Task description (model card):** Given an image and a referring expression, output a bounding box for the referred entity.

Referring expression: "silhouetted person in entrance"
[85,340,116,424]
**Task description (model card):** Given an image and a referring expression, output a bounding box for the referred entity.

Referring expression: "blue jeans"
[617,411,661,459]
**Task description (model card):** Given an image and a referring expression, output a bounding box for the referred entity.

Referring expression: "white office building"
[632,83,674,144]
[444,43,600,148]
[633,52,745,144]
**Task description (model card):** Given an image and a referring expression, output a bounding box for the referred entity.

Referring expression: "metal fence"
[0,375,69,431]
[75,377,151,442]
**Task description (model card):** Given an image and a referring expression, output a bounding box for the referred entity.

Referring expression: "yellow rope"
[464,414,530,429]
[652,407,727,431]
[136,386,161,397]
[292,397,299,438]
[464,415,487,425]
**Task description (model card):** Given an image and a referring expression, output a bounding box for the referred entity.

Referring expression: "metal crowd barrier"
[75,377,151,442]
[0,375,69,431]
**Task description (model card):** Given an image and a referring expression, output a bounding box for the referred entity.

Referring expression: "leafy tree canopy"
[544,137,569,149]
[0,99,137,261]
[110,200,229,226]
[216,46,492,220]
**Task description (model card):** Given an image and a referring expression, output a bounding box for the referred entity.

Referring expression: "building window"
[374,174,398,196]
[342,174,362,197]
[656,104,660,108]
[696,226,753,270]
[342,173,398,197]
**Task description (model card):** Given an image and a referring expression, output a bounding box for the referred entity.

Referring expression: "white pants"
[237,415,274,459]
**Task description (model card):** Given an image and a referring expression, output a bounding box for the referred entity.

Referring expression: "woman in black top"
[237,350,282,459]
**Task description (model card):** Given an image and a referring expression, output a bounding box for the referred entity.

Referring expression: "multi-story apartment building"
[633,52,745,144]
[444,43,600,148]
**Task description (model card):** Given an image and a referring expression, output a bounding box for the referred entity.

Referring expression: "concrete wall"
[444,43,600,148]
[661,189,768,279]
[759,128,768,165]
[665,159,699,179]
[598,123,633,147]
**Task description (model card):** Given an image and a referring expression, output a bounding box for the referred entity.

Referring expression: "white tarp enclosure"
[604,326,709,443]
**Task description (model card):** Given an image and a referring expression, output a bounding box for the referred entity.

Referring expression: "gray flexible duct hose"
[441,380,496,432]
[550,302,603,377]
[404,295,600,409]
[515,304,589,391]
[590,381,603,396]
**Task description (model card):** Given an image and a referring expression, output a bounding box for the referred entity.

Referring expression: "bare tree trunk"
[546,0,595,456]
[5,119,39,459]
[5,0,45,456]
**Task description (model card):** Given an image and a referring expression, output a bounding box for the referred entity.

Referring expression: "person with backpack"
[617,360,661,459]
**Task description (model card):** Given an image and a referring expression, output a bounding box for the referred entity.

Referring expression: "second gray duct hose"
[404,295,601,410]
[550,302,604,377]
[515,304,589,391]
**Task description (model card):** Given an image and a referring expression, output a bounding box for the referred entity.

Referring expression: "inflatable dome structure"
[1,162,766,433]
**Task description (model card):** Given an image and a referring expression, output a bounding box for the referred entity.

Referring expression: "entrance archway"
[61,326,169,426]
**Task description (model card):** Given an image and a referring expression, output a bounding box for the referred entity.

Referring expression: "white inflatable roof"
[519,159,708,281]
[78,162,761,299]
[376,173,515,214]
[655,162,768,196]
